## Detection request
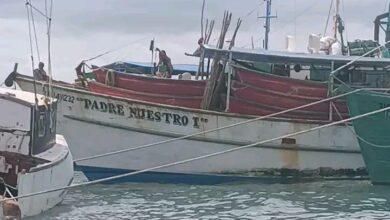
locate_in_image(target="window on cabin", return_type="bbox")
[350,70,364,84]
[38,112,46,137]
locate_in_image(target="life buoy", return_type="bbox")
[105,70,116,87]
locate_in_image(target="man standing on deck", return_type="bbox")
[156,48,173,78]
[33,62,49,81]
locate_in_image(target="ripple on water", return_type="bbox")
[25,174,390,220]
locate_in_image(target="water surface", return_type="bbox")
[27,172,390,219]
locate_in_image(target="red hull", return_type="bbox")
[229,65,349,120]
[234,66,328,98]
[227,96,338,121]
[231,81,349,116]
[93,69,206,96]
[88,81,202,109]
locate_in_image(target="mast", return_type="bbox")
[333,0,346,54]
[386,3,390,43]
[259,0,276,50]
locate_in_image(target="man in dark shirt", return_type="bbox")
[33,62,49,81]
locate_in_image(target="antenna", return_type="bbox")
[258,0,277,50]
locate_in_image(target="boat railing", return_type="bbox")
[327,41,390,96]
[326,41,390,121]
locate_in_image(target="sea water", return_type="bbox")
[27,172,390,220]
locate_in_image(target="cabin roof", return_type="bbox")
[203,45,390,67]
[0,88,53,106]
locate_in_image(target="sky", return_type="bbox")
[0,0,389,82]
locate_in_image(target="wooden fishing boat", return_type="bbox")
[0,88,73,218]
[88,81,202,109]
[347,90,390,185]
[9,73,365,184]
[7,46,390,184]
[93,68,206,96]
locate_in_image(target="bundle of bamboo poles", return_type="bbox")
[201,12,242,110]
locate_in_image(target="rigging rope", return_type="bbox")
[46,0,53,98]
[83,37,150,63]
[25,1,51,20]
[25,0,54,97]
[25,0,39,106]
[323,0,334,36]
[28,0,41,63]
[341,0,349,43]
[44,0,49,27]
[25,0,55,99]
[3,96,390,202]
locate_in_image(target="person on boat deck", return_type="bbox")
[193,37,204,56]
[156,48,173,78]
[33,62,49,81]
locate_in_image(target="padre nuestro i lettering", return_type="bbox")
[83,98,208,128]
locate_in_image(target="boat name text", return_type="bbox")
[83,99,208,128]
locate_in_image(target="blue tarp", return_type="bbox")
[104,61,198,75]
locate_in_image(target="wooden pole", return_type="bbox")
[201,0,206,38]
[225,52,233,112]
[205,19,209,40]
[201,12,232,109]
[206,20,215,44]
[201,14,242,110]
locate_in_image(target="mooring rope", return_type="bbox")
[3,101,390,202]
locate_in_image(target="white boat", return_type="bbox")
[8,74,365,184]
[0,88,73,218]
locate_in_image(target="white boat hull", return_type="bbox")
[17,135,74,217]
[15,77,364,183]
